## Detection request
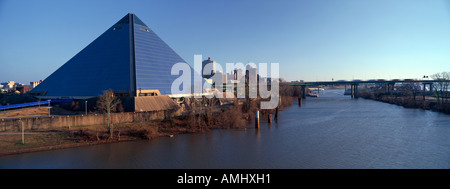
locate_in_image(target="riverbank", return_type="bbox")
[0,99,283,156]
[358,90,450,114]
[0,88,301,157]
[0,116,239,156]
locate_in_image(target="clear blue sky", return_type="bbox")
[1,0,449,83]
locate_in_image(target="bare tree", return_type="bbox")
[186,96,198,129]
[443,72,450,105]
[96,89,121,138]
[402,81,421,106]
[431,72,450,110]
[204,96,218,127]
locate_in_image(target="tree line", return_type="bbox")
[359,71,450,114]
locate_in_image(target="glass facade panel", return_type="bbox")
[33,15,132,97]
[133,19,203,95]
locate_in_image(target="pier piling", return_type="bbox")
[255,111,260,128]
[301,85,306,99]
[275,107,279,120]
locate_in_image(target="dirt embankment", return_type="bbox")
[0,107,51,119]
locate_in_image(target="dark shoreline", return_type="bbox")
[359,94,450,115]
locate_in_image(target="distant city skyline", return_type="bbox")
[1,0,449,84]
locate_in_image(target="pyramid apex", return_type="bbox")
[114,13,147,27]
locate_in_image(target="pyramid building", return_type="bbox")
[31,13,202,99]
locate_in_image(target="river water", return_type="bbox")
[1,89,449,169]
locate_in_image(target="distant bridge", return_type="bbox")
[290,79,444,99]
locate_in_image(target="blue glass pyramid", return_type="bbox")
[32,13,202,98]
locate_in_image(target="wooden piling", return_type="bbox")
[301,85,306,99]
[423,83,426,101]
[298,97,302,106]
[268,114,272,123]
[275,107,279,120]
[255,111,260,128]
[353,84,355,98]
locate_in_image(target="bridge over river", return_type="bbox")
[290,79,443,99]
